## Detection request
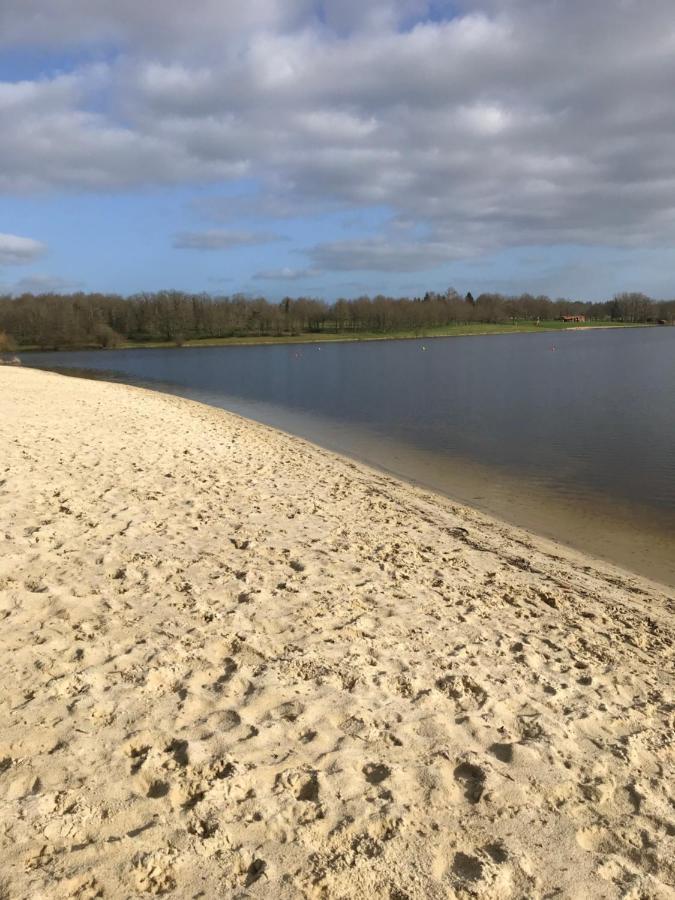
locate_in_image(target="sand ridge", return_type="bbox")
[0,366,673,899]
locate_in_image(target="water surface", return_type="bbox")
[23,328,675,585]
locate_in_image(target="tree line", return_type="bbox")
[0,289,673,350]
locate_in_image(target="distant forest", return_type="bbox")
[0,289,673,350]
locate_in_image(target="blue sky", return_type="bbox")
[2,1,675,300]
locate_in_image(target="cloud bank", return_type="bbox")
[2,1,675,274]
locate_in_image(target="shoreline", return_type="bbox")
[1,367,673,898]
[329,434,675,591]
[20,361,675,589]
[14,321,653,353]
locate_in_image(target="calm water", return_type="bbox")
[23,328,675,585]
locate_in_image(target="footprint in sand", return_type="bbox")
[146,780,170,799]
[488,742,513,763]
[435,674,487,710]
[453,762,486,803]
[276,700,305,722]
[296,773,320,803]
[363,763,391,785]
[484,843,509,864]
[211,658,238,692]
[576,826,620,854]
[245,858,267,886]
[207,709,242,732]
[452,851,484,882]
[128,744,151,775]
[187,815,219,840]
[165,738,189,767]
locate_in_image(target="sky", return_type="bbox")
[1,0,675,300]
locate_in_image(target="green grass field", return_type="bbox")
[118,320,641,350]
[16,319,648,352]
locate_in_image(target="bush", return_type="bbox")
[0,330,16,352]
[94,324,124,348]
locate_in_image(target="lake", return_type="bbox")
[22,327,675,586]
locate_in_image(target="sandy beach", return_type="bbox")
[1,366,673,899]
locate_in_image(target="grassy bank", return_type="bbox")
[14,319,650,352]
[119,319,645,350]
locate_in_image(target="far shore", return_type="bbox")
[1,366,673,899]
[14,319,658,353]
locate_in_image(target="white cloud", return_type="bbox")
[173,229,285,250]
[253,266,320,280]
[0,0,313,51]
[307,238,462,272]
[0,232,47,264]
[2,1,675,268]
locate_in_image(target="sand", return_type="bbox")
[0,366,673,900]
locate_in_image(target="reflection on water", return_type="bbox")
[23,327,675,586]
